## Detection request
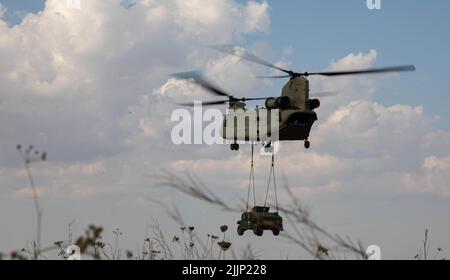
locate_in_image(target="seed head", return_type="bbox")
[220,225,228,233]
[217,241,232,251]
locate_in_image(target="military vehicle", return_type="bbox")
[174,45,415,151]
[237,206,283,236]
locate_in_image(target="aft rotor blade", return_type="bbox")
[306,65,416,77]
[178,100,229,107]
[210,45,292,75]
[172,71,233,98]
[255,75,292,79]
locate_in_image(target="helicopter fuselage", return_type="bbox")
[220,76,318,143]
[175,45,415,151]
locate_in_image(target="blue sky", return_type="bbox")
[266,0,450,129]
[2,0,449,128]
[0,0,45,25]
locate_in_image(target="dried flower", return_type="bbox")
[95,241,105,248]
[217,241,232,251]
[126,251,134,259]
[220,225,228,233]
[113,229,123,235]
[317,245,329,256]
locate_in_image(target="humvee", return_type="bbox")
[237,206,283,236]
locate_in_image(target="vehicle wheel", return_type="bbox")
[272,229,280,236]
[235,144,240,151]
[237,226,244,236]
[230,144,235,151]
[253,227,263,236]
[304,140,310,149]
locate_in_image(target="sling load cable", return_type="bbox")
[264,152,279,212]
[246,144,257,211]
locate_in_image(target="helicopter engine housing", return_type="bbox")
[308,99,320,110]
[265,97,277,109]
[275,96,291,109]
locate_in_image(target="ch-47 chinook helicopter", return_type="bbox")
[174,45,415,151]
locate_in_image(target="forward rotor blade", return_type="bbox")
[241,97,272,101]
[172,71,233,98]
[178,97,272,107]
[210,45,292,75]
[307,65,416,77]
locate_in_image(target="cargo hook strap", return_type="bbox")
[264,153,279,212]
[246,144,257,211]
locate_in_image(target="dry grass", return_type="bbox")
[414,229,445,260]
[155,170,368,260]
[0,146,446,260]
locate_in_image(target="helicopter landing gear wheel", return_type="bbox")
[230,143,240,151]
[304,140,310,149]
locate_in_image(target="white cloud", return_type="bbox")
[243,1,270,34]
[306,50,383,120]
[421,130,450,155]
[155,49,450,200]
[0,0,271,166]
[402,155,450,197]
[314,100,433,158]
[421,155,450,196]
[174,0,269,41]
[423,155,450,171]
[329,49,378,71]
[0,3,6,19]
[3,15,448,200]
